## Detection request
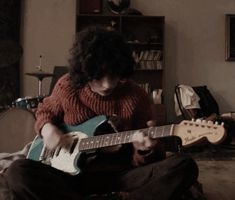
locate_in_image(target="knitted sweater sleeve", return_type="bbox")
[34,74,69,134]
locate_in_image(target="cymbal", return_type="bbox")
[25,71,53,80]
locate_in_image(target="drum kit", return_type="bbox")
[0,55,53,113]
[0,69,53,145]
[0,60,53,113]
[13,70,53,111]
[0,56,53,152]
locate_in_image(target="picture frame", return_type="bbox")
[225,14,235,61]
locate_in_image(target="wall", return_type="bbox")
[131,0,235,121]
[21,0,235,122]
[20,0,76,97]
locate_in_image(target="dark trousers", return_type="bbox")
[5,154,198,200]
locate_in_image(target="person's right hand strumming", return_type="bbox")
[41,123,73,150]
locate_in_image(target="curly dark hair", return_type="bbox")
[68,26,135,88]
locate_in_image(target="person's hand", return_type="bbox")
[132,120,158,152]
[41,123,73,150]
[132,120,166,166]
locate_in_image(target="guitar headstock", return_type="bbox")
[174,119,226,147]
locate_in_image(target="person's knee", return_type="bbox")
[164,154,198,181]
[178,155,199,182]
[5,159,33,188]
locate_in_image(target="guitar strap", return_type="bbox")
[107,114,122,133]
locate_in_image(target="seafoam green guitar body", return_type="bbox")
[27,115,107,174]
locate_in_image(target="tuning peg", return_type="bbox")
[196,119,202,123]
[191,118,195,122]
[207,120,213,125]
[215,121,218,125]
[221,122,224,126]
[202,120,207,123]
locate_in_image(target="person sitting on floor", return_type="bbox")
[4,26,198,200]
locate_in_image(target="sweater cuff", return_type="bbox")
[34,119,53,136]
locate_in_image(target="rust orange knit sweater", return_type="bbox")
[35,73,153,134]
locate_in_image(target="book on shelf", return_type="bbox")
[138,83,151,94]
[132,50,162,70]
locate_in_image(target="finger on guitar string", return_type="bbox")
[132,130,159,151]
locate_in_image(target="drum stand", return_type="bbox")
[25,56,53,96]
[25,70,53,96]
[14,56,53,111]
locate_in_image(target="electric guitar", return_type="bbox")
[27,115,226,175]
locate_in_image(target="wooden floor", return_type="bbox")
[197,160,235,200]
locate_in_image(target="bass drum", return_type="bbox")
[13,96,44,110]
[0,108,36,153]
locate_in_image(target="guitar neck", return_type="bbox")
[79,124,174,151]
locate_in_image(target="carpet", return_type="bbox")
[183,144,235,161]
[197,160,235,200]
[186,144,235,200]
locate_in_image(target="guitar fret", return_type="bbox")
[102,136,106,147]
[103,135,109,147]
[89,137,97,149]
[110,133,115,146]
[124,132,128,143]
[164,125,172,137]
[88,138,94,149]
[117,134,122,144]
[96,135,102,148]
[82,139,90,150]
[85,139,89,149]
[100,135,106,148]
[116,133,122,144]
[102,135,106,147]
[120,132,125,144]
[161,126,165,137]
[81,140,85,149]
[125,132,131,143]
[113,134,117,145]
[88,138,92,149]
[94,137,100,148]
[150,125,172,139]
[84,138,88,149]
[154,126,160,138]
[148,127,155,138]
[90,139,95,149]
